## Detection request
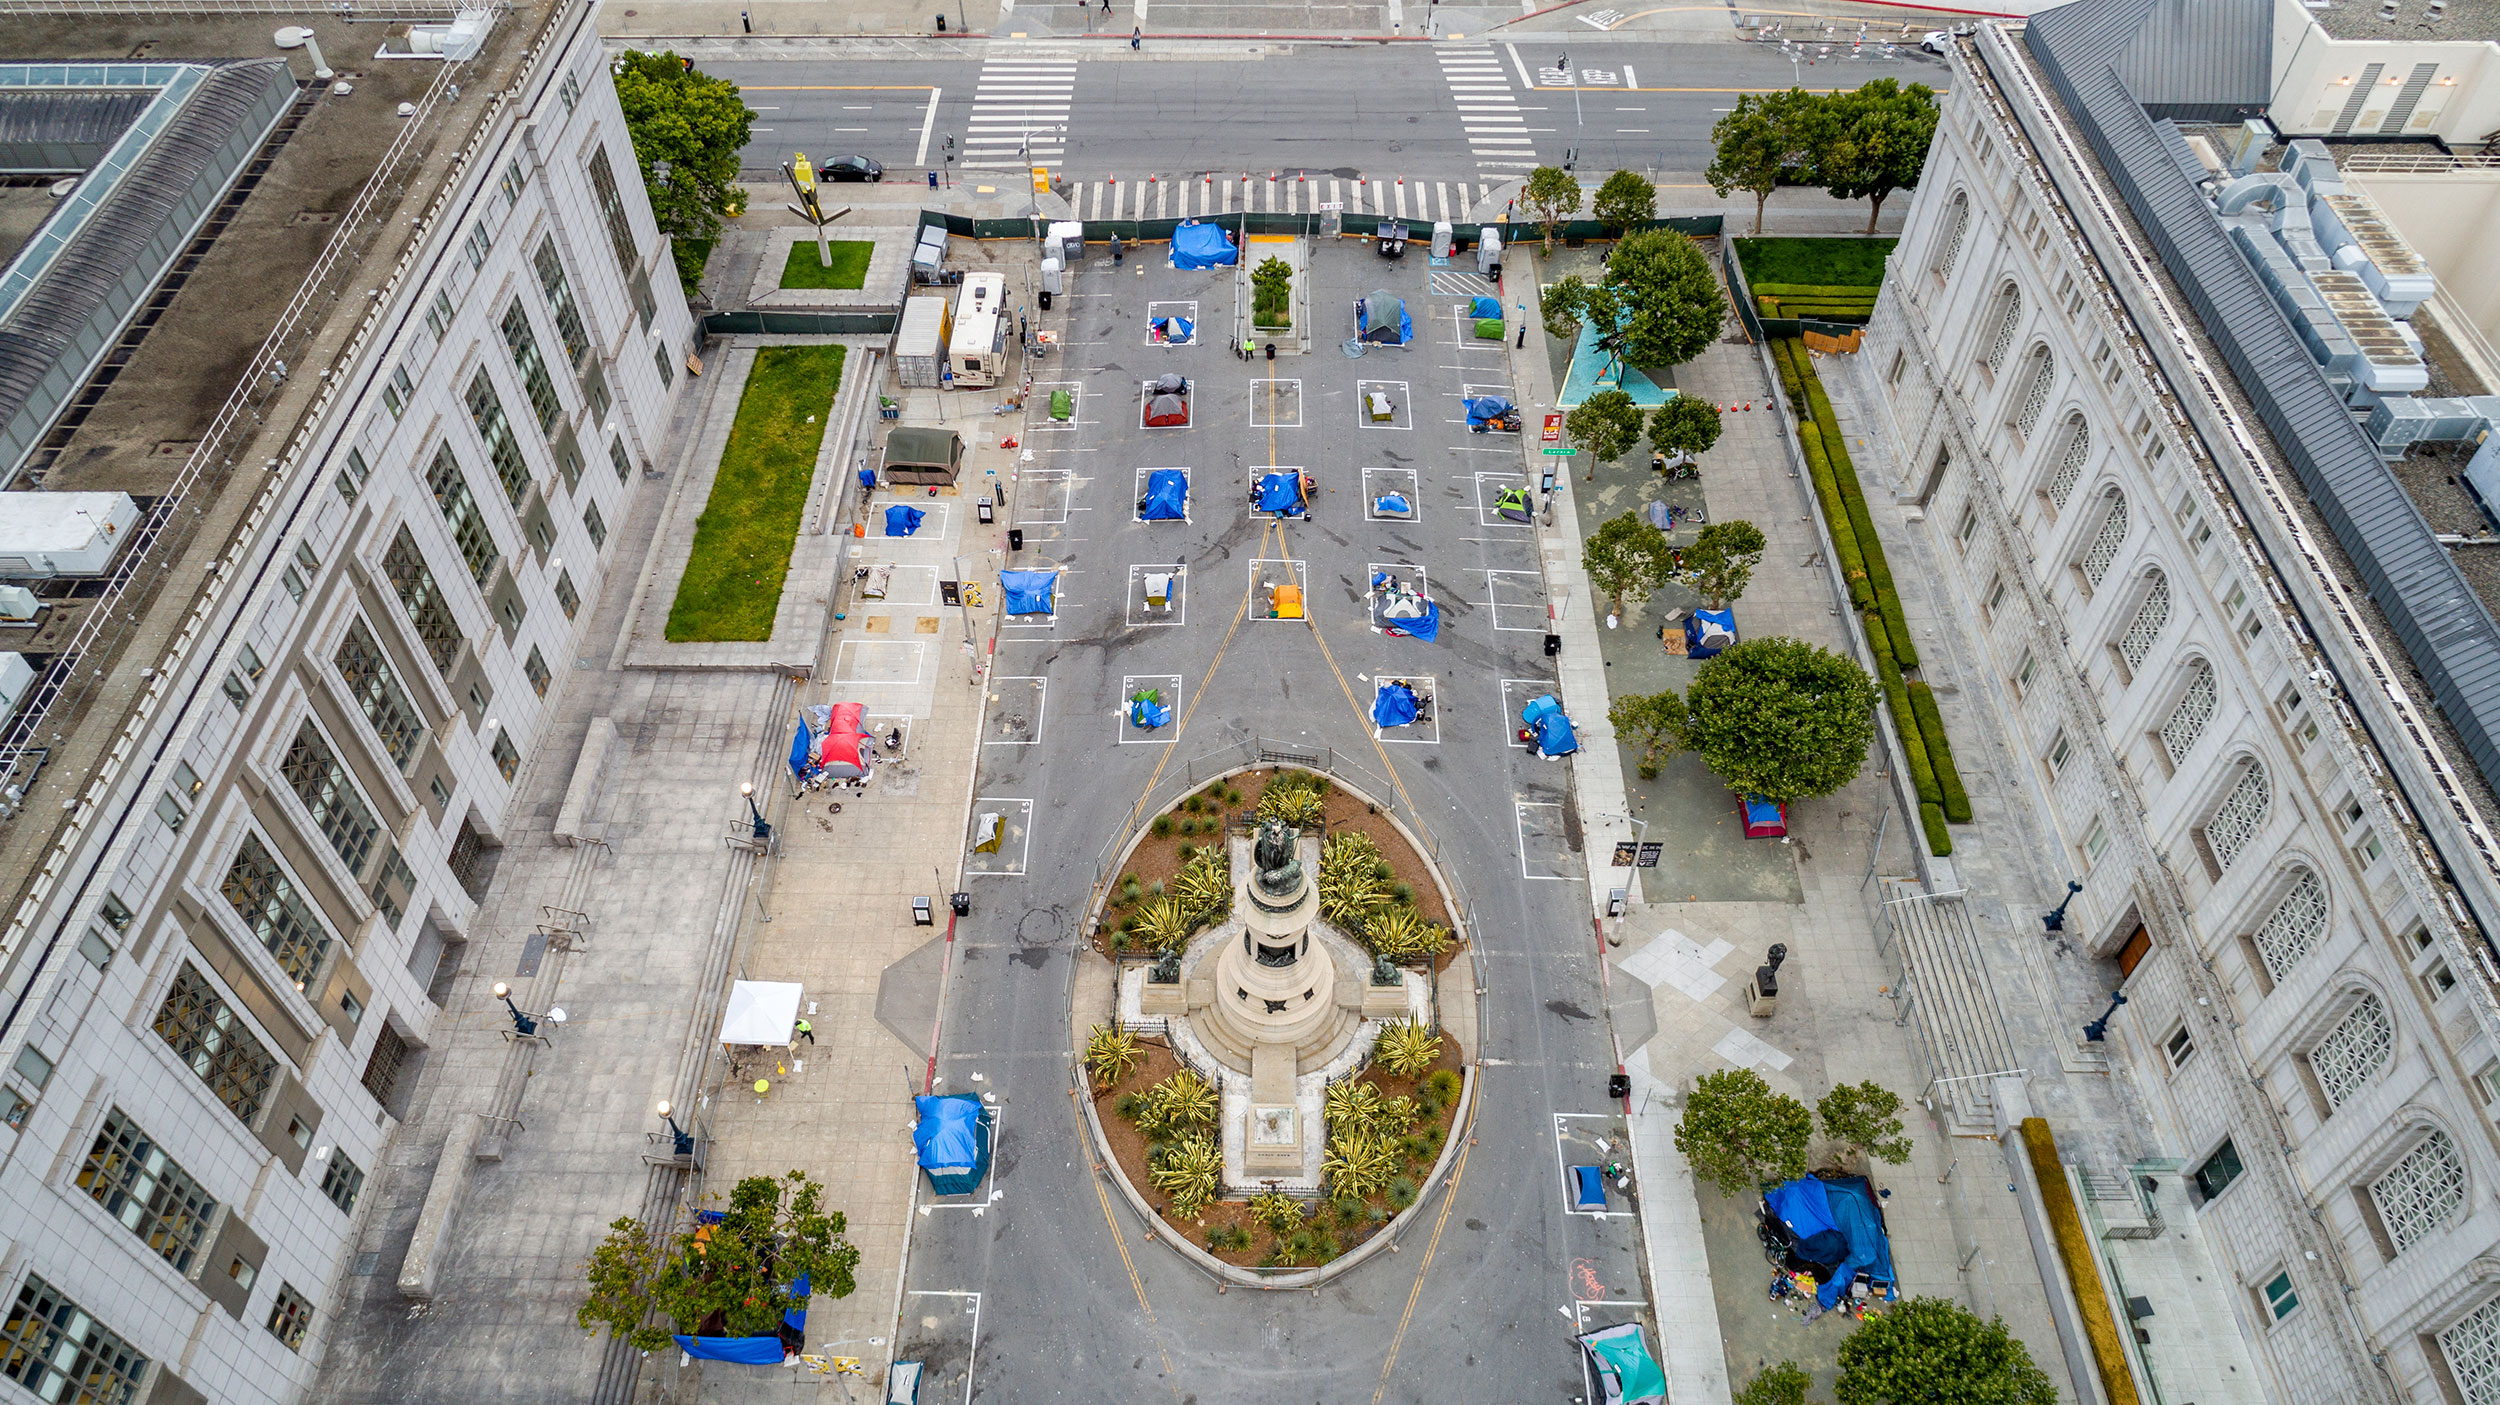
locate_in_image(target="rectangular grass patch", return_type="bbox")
[1732,236,1896,290]
[665,344,846,641]
[779,240,875,290]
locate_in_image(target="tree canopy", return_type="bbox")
[579,1171,861,1353]
[1592,169,1658,237]
[1682,637,1878,801]
[1604,229,1727,369]
[1706,88,1818,235]
[1685,518,1767,608]
[1835,1297,2058,1405]
[1814,79,1942,234]
[1818,1081,1913,1166]
[1608,689,1687,780]
[1675,1067,1813,1197]
[1523,166,1584,252]
[1581,506,1678,617]
[615,51,753,291]
[1648,396,1724,461]
[1567,389,1646,482]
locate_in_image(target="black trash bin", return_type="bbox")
[1008,528,1024,552]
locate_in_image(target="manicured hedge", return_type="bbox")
[1871,613,1942,807]
[1908,681,1972,822]
[2021,1119,2144,1405]
[1920,802,1953,857]
[1751,282,1884,299]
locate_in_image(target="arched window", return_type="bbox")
[2045,415,2091,510]
[2248,867,2327,979]
[1933,190,1971,283]
[2079,490,2129,587]
[2373,1129,2467,1253]
[2310,991,2392,1108]
[2014,347,2057,437]
[1985,285,2023,371]
[2204,761,2271,871]
[2438,1296,2500,1405]
[2117,572,2170,671]
[2161,660,2218,764]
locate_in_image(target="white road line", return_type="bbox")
[1624,63,1637,88]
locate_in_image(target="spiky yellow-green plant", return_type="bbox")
[1323,1129,1399,1200]
[1085,1025,1141,1088]
[1256,771,1327,826]
[1171,848,1231,925]
[1365,905,1451,959]
[1325,1079,1395,1138]
[1133,897,1192,953]
[1374,1019,1442,1078]
[1320,829,1381,877]
[1248,1189,1304,1239]
[1141,1069,1218,1140]
[1151,1135,1222,1218]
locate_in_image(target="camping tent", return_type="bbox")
[1465,395,1519,432]
[1470,295,1502,320]
[1141,470,1188,520]
[1145,393,1188,428]
[1521,693,1579,757]
[1576,1324,1666,1405]
[913,1094,993,1195]
[1256,472,1304,516]
[1357,291,1412,345]
[1372,491,1414,519]
[1572,1164,1608,1211]
[884,426,962,486]
[787,723,818,783]
[884,504,925,537]
[718,981,802,1048]
[1684,608,1737,659]
[1170,220,1238,269]
[1373,571,1440,641]
[1371,680,1422,729]
[1740,794,1789,839]
[1000,570,1058,616]
[1128,689,1170,730]
[1763,1174,1897,1310]
[1153,372,1187,395]
[1493,484,1533,523]
[820,731,873,779]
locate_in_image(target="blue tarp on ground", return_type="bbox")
[787,723,816,781]
[884,504,925,537]
[1373,493,1411,516]
[857,468,877,494]
[1470,295,1501,319]
[1129,695,1170,729]
[1371,681,1421,729]
[1521,693,1578,756]
[1000,570,1057,616]
[1170,220,1237,269]
[1142,469,1188,520]
[1373,572,1440,641]
[674,1334,787,1365]
[914,1094,992,1196]
[1465,395,1517,430]
[1358,291,1412,345]
[1572,1164,1607,1210]
[1257,472,1303,516]
[1685,607,1737,659]
[1766,1175,1897,1310]
[1385,599,1439,641]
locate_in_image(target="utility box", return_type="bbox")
[894,295,951,388]
[1431,220,1454,258]
[1046,220,1085,266]
[0,492,139,578]
[0,652,34,721]
[0,585,35,622]
[910,225,947,281]
[1477,228,1503,277]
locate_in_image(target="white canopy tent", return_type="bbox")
[718,980,804,1047]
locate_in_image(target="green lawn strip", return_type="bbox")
[1733,237,1895,290]
[664,344,845,642]
[778,240,875,290]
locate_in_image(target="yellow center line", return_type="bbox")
[1371,1136,1475,1402]
[1080,1099,1185,1400]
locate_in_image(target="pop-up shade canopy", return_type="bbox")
[719,981,803,1046]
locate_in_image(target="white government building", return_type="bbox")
[0,3,689,1400]
[1870,0,2500,1401]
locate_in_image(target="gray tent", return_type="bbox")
[884,426,962,486]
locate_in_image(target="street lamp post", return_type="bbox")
[1559,52,1582,166]
[2041,879,2083,932]
[655,1100,695,1158]
[740,781,772,843]
[2082,990,2129,1042]
[491,981,538,1037]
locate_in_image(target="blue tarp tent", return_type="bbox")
[1572,1164,1607,1211]
[1521,693,1579,757]
[1464,395,1517,431]
[1129,694,1170,729]
[1371,681,1421,729]
[857,468,877,495]
[1141,469,1188,521]
[1357,291,1412,345]
[1765,1175,1897,1310]
[1741,794,1789,839]
[1256,472,1304,516]
[674,1334,787,1365]
[1373,571,1440,641]
[1684,607,1737,659]
[914,1094,992,1195]
[1170,221,1237,269]
[1577,1324,1667,1405]
[884,504,924,537]
[1000,570,1057,616]
[787,723,817,782]
[1470,295,1502,319]
[1373,492,1412,517]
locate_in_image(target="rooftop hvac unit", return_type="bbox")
[0,491,139,578]
[0,586,34,623]
[0,654,32,722]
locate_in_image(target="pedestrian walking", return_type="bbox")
[1131,25,1142,48]
[794,1018,815,1045]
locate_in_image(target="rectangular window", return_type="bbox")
[532,237,589,368]
[492,729,521,783]
[361,1023,408,1109]
[1887,350,1906,386]
[281,564,307,602]
[2277,683,2305,719]
[2474,1061,2500,1107]
[2424,959,2457,1000]
[0,1276,148,1405]
[12,1047,50,1094]
[463,219,493,271]
[2016,651,2037,693]
[337,446,370,505]
[426,288,455,341]
[2164,1025,2194,1070]
[223,832,338,988]
[2192,1137,2243,1201]
[2084,817,2110,865]
[369,843,415,931]
[321,1150,367,1214]
[558,71,582,113]
[382,364,413,420]
[583,500,607,550]
[78,929,112,970]
[654,342,675,387]
[466,371,532,509]
[1985,576,2007,613]
[2262,1271,2300,1322]
[154,964,278,1126]
[155,793,186,832]
[2356,829,2384,865]
[425,442,500,587]
[587,146,641,279]
[335,618,425,767]
[2224,582,2247,616]
[630,269,657,332]
[0,1089,26,1132]
[77,1108,217,1273]
[609,435,631,484]
[2047,733,2073,775]
[555,425,585,492]
[281,721,379,875]
[587,364,613,425]
[555,569,579,620]
[524,646,551,698]
[501,301,563,434]
[268,1283,313,1352]
[1955,506,1978,546]
[429,776,452,809]
[386,526,465,677]
[500,157,529,209]
[100,894,131,932]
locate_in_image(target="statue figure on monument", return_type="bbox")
[1253,819,1303,899]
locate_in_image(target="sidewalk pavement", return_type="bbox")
[598,0,1976,41]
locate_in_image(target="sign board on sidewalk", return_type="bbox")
[1542,412,1571,455]
[1637,842,1663,868]
[1611,842,1637,867]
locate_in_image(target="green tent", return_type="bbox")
[1577,1324,1665,1405]
[1050,388,1072,421]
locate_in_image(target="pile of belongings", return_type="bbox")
[1139,468,1188,521]
[1371,486,1415,519]
[1256,471,1307,518]
[1371,678,1429,729]
[1000,570,1058,616]
[1470,295,1504,340]
[1170,220,1237,270]
[1127,686,1171,730]
[1520,693,1578,756]
[884,504,925,537]
[1464,394,1521,433]
[1372,570,1440,641]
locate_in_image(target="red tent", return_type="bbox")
[820,732,873,779]
[828,702,865,735]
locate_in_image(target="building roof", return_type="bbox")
[2307,0,2500,43]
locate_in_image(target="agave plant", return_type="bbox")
[1085,1025,1141,1089]
[1323,1128,1400,1200]
[1151,1135,1223,1218]
[1326,1080,1388,1136]
[1133,897,1193,953]
[1374,1019,1443,1078]
[1171,849,1232,925]
[1248,1189,1304,1239]
[1375,1095,1418,1137]
[1320,829,1381,875]
[1256,772,1327,827]
[1141,1069,1218,1139]
[1365,906,1452,960]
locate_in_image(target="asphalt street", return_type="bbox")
[889,239,1647,1401]
[708,40,1943,185]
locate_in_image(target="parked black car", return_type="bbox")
[822,154,883,182]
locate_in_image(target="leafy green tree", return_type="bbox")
[1522,165,1584,252]
[1818,1081,1913,1166]
[1685,519,1767,608]
[1608,689,1687,780]
[1581,506,1678,617]
[615,51,755,293]
[1706,88,1818,235]
[1592,169,1658,237]
[1603,228,1728,369]
[1682,637,1878,801]
[1736,1361,1812,1405]
[1814,79,1942,235]
[1649,396,1724,462]
[579,1171,861,1352]
[1674,1067,1813,1197]
[1835,1297,2057,1405]
[1567,388,1645,483]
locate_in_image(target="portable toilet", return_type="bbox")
[1039,256,1062,308]
[1478,228,1503,277]
[1431,220,1454,259]
[1047,220,1085,266]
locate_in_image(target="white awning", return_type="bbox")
[718,980,803,1046]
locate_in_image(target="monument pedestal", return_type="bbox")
[1243,1041,1303,1175]
[1201,833,1355,1073]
